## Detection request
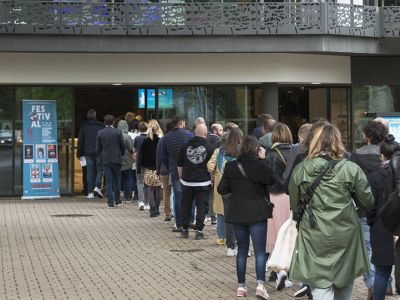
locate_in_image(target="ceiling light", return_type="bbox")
[112,83,123,86]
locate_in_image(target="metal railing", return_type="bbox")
[0,1,399,37]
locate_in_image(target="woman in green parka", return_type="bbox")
[289,124,374,300]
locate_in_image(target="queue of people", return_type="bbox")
[77,110,400,300]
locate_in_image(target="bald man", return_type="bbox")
[177,123,214,240]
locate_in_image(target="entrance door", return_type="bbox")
[279,86,350,148]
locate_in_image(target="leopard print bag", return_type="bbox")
[144,168,162,187]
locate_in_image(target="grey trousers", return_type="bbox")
[311,281,354,300]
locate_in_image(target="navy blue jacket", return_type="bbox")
[96,126,125,166]
[77,118,105,157]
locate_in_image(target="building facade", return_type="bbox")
[0,0,400,196]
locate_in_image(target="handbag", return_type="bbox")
[144,168,162,187]
[268,217,298,272]
[236,161,274,219]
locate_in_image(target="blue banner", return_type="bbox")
[22,100,60,199]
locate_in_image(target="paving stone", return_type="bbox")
[0,198,398,300]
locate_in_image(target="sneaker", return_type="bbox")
[181,229,189,238]
[124,198,132,203]
[86,192,94,199]
[172,226,183,233]
[227,248,237,257]
[138,201,144,211]
[211,220,217,225]
[294,283,308,297]
[236,286,247,297]
[189,223,196,230]
[217,239,226,246]
[268,271,277,282]
[164,217,172,222]
[247,251,251,257]
[256,286,269,300]
[93,187,103,199]
[107,204,115,208]
[285,280,293,288]
[115,202,122,207]
[144,204,150,210]
[194,231,204,240]
[276,270,288,291]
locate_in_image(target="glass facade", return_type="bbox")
[353,85,400,148]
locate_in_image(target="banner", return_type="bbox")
[22,100,60,199]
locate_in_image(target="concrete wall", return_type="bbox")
[0,53,351,85]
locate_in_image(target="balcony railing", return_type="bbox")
[0,1,399,37]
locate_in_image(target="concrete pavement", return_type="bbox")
[0,197,398,300]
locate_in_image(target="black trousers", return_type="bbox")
[181,185,211,232]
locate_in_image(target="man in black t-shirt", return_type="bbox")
[177,124,213,240]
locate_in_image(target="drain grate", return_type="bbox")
[169,249,203,253]
[51,214,93,218]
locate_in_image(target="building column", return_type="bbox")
[261,83,279,120]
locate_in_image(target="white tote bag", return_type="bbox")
[268,218,298,272]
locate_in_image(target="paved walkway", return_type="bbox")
[0,198,398,300]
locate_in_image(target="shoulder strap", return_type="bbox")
[236,161,268,199]
[274,148,287,166]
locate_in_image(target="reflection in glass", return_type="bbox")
[353,85,400,148]
[0,87,14,195]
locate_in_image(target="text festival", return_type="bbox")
[30,105,51,128]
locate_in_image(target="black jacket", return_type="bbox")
[77,119,105,157]
[96,126,125,166]
[138,135,159,172]
[370,165,395,266]
[217,155,275,224]
[266,143,291,194]
[350,146,381,219]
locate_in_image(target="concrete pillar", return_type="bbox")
[261,83,279,120]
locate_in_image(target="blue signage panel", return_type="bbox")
[22,100,60,199]
[147,89,156,109]
[382,116,400,143]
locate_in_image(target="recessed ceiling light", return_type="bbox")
[311,82,321,85]
[112,83,123,86]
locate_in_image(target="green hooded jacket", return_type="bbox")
[289,157,374,289]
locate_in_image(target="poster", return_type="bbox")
[22,100,60,199]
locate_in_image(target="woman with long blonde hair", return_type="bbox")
[137,120,164,217]
[289,124,373,300]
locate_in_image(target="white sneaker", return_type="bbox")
[256,285,269,299]
[93,187,103,199]
[86,192,94,199]
[138,201,144,210]
[144,204,150,210]
[285,279,293,288]
[227,248,237,257]
[276,270,288,291]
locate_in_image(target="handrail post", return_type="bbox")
[320,0,328,34]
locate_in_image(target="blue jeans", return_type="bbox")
[103,164,122,206]
[171,177,183,228]
[234,222,267,284]
[360,217,375,289]
[374,265,392,300]
[217,214,236,249]
[86,156,103,193]
[217,214,226,239]
[121,169,133,200]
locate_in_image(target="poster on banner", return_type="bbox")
[22,100,60,199]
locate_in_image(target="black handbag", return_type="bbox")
[236,161,274,219]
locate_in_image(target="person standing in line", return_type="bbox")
[96,115,125,208]
[289,124,373,300]
[161,116,194,232]
[134,122,149,211]
[77,109,105,199]
[128,120,139,201]
[253,114,273,140]
[349,120,389,299]
[369,134,398,300]
[138,120,163,218]
[265,122,293,290]
[156,120,174,222]
[208,128,243,256]
[117,120,135,203]
[218,136,274,299]
[259,115,276,149]
[178,124,214,240]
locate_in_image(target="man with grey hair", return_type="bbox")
[177,123,214,240]
[77,109,105,199]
